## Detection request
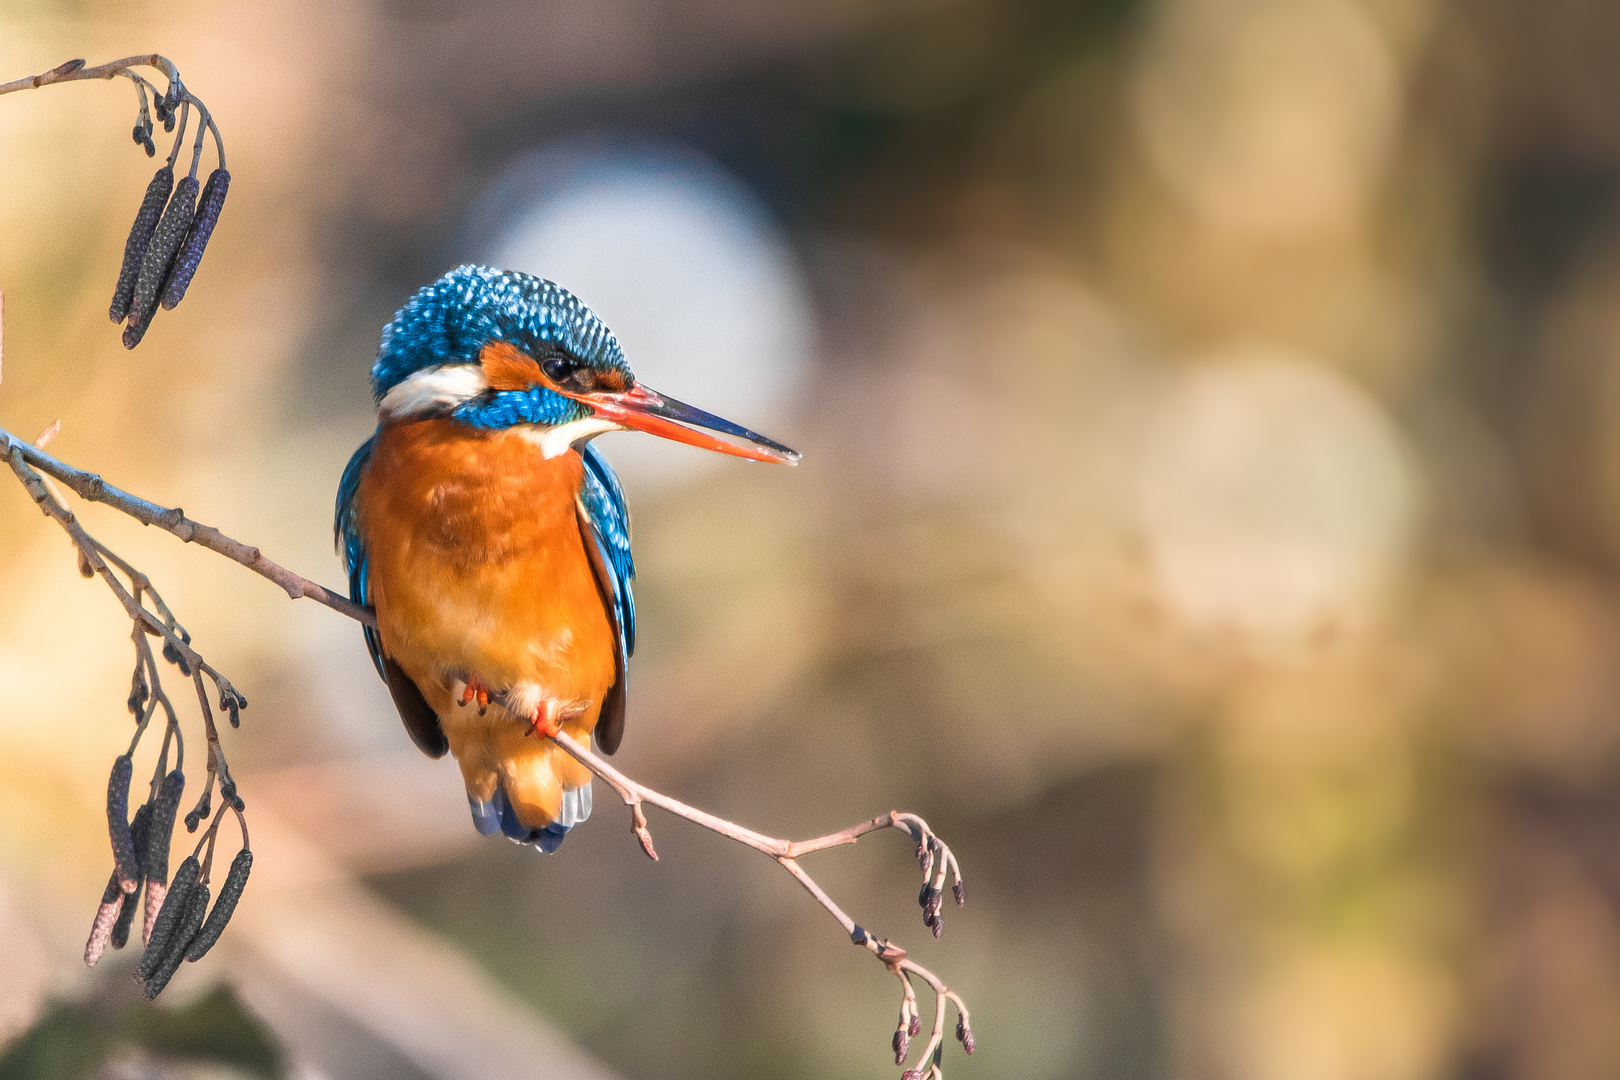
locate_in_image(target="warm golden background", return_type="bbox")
[4,0,1620,1078]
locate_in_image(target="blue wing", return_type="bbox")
[577,442,635,753]
[335,434,385,680]
[336,433,447,758]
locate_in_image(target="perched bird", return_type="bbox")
[336,265,798,851]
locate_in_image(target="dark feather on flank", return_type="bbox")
[384,653,448,758]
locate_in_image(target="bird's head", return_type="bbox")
[370,265,799,464]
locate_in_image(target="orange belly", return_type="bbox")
[354,418,615,826]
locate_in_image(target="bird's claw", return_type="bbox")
[459,675,491,714]
[523,699,587,739]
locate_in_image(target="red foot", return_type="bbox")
[459,675,491,713]
[523,700,587,739]
[524,703,563,739]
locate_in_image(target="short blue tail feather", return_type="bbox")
[468,782,591,853]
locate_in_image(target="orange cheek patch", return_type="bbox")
[480,339,544,391]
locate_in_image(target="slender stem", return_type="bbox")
[0,428,373,626]
[0,56,175,97]
[0,56,226,172]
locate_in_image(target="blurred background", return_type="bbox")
[3,0,1620,1077]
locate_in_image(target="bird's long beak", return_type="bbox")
[587,382,800,465]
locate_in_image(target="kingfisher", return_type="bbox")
[335,265,798,852]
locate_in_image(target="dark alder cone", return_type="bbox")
[142,770,182,944]
[110,874,140,948]
[160,169,229,310]
[123,175,199,348]
[138,855,198,982]
[143,882,208,999]
[107,755,140,891]
[184,848,251,962]
[109,166,173,323]
[111,801,154,951]
[144,770,184,888]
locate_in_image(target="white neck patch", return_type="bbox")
[378,364,489,421]
[515,416,622,459]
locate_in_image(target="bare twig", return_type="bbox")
[0,430,373,626]
[0,56,225,169]
[547,730,971,1074]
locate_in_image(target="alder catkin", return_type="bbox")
[137,855,197,982]
[160,169,229,310]
[111,803,153,949]
[142,772,184,941]
[122,175,198,349]
[83,875,123,967]
[109,166,173,323]
[107,755,140,891]
[142,882,208,999]
[110,878,139,948]
[184,848,251,962]
[144,770,184,890]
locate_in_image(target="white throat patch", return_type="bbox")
[378,364,489,421]
[517,416,622,459]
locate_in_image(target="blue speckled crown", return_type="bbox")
[371,265,628,401]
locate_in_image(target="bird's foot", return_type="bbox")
[459,674,491,714]
[523,699,588,739]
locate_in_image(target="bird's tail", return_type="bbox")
[454,708,597,852]
[470,781,591,852]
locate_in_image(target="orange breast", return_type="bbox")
[354,418,615,819]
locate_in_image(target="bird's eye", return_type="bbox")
[541,357,579,383]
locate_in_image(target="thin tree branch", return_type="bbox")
[0,56,225,169]
[0,428,373,626]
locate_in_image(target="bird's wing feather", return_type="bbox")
[576,442,635,754]
[337,433,448,758]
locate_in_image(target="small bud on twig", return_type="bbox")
[109,166,173,323]
[956,1015,974,1054]
[185,786,210,833]
[893,1025,911,1064]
